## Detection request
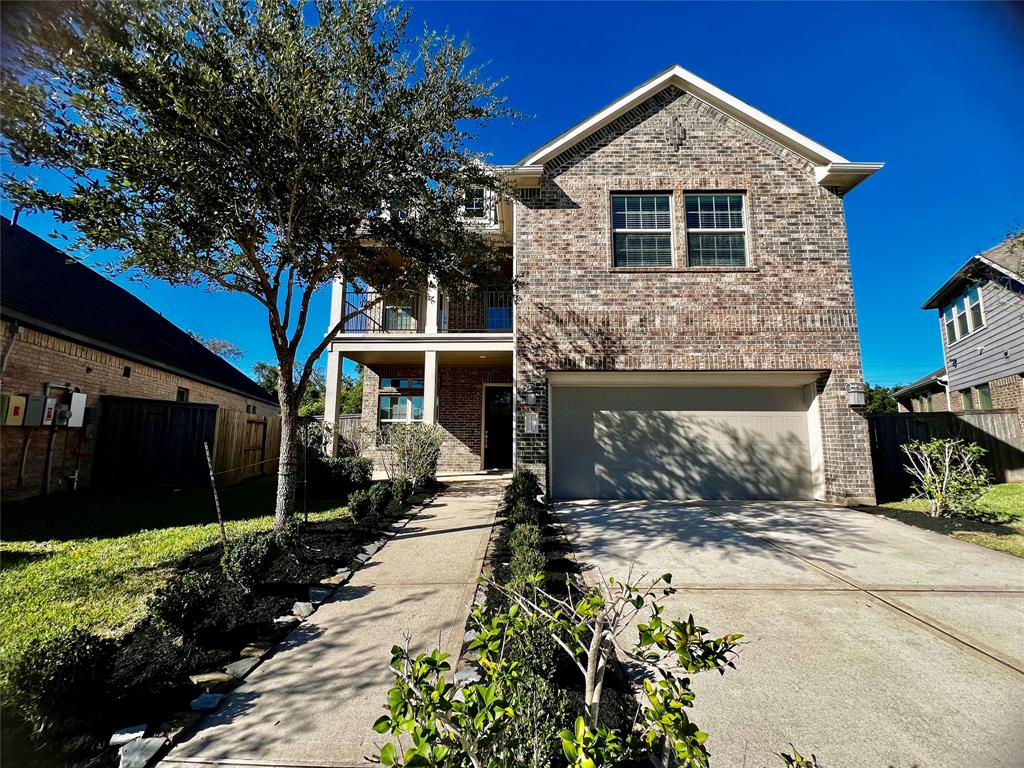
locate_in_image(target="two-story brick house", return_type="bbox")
[325,65,883,505]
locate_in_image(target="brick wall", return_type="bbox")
[359,363,512,474]
[948,374,1024,433]
[1,321,273,499]
[514,85,876,505]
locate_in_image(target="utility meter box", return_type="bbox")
[2,394,27,426]
[23,394,46,427]
[66,392,87,428]
[42,398,57,426]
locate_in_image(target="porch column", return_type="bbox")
[424,275,439,334]
[324,348,345,456]
[423,349,438,424]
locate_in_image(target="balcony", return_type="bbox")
[342,285,512,335]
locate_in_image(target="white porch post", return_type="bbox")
[423,349,438,424]
[323,275,346,456]
[424,275,439,334]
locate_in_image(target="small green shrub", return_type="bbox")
[509,523,544,590]
[221,531,277,591]
[7,628,116,731]
[307,455,373,497]
[504,468,542,506]
[348,488,372,518]
[509,497,542,527]
[392,477,413,506]
[148,571,217,636]
[902,438,991,516]
[368,482,393,518]
[377,423,444,487]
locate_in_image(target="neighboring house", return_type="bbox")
[324,65,883,504]
[1,217,278,500]
[894,367,949,413]
[919,234,1024,427]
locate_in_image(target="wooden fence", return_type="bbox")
[868,410,1024,501]
[213,409,282,486]
[336,414,362,442]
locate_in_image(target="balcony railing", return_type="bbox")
[439,290,512,332]
[341,286,512,334]
[343,287,421,333]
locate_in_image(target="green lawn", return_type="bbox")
[0,477,348,683]
[878,483,1024,558]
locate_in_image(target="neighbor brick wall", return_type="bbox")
[360,363,512,474]
[514,85,875,504]
[948,374,1024,432]
[1,321,272,500]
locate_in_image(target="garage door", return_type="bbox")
[550,384,817,500]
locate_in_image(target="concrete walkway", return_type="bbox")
[162,479,503,768]
[560,499,1024,768]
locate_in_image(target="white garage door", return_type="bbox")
[550,383,818,500]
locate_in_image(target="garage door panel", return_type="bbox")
[552,385,815,500]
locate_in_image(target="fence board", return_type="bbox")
[213,410,282,486]
[868,411,1024,501]
[336,415,362,442]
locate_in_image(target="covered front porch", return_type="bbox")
[327,347,514,474]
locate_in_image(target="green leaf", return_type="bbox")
[379,743,396,766]
[372,715,391,734]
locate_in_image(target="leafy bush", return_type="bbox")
[377,423,444,487]
[348,488,372,518]
[902,438,991,516]
[307,455,373,497]
[368,482,394,518]
[509,497,542,527]
[509,523,544,590]
[392,477,413,506]
[148,571,217,636]
[7,628,116,731]
[221,531,278,591]
[504,468,542,508]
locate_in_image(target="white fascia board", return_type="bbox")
[922,254,1024,309]
[815,162,885,194]
[517,64,851,168]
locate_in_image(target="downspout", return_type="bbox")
[2,321,23,372]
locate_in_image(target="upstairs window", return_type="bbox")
[685,193,747,267]
[942,285,984,343]
[464,187,486,218]
[611,193,673,267]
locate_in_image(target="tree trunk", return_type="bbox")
[274,380,300,532]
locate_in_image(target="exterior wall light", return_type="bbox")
[845,382,866,407]
[524,392,537,406]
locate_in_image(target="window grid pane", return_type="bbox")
[977,384,992,410]
[687,233,746,267]
[613,233,672,267]
[685,194,744,229]
[611,194,671,230]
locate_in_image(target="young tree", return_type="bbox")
[865,383,899,414]
[2,0,512,530]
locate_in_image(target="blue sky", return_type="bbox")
[3,1,1022,387]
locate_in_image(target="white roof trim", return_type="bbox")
[514,65,882,193]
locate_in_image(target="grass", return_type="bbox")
[877,483,1024,558]
[0,476,348,683]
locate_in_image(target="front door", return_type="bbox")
[483,386,513,469]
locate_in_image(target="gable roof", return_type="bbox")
[894,367,947,398]
[0,217,276,405]
[510,64,883,193]
[922,234,1024,309]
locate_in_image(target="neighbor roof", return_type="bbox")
[0,217,276,405]
[922,234,1024,309]
[510,64,883,193]
[894,367,947,398]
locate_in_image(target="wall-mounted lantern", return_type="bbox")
[845,382,866,407]
[524,391,537,406]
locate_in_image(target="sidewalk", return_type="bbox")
[162,479,504,768]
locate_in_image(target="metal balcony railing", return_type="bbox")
[439,290,512,333]
[343,287,420,333]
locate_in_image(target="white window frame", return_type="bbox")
[684,192,749,267]
[377,378,425,426]
[610,192,675,268]
[942,283,985,344]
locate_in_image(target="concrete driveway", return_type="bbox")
[559,500,1024,768]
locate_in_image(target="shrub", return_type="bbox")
[377,423,444,487]
[505,468,542,507]
[367,481,393,518]
[221,531,277,591]
[902,438,991,516]
[348,488,372,518]
[7,628,116,731]
[392,476,413,506]
[509,497,542,527]
[306,455,373,497]
[148,571,217,636]
[509,523,544,590]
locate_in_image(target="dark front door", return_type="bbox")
[483,386,513,469]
